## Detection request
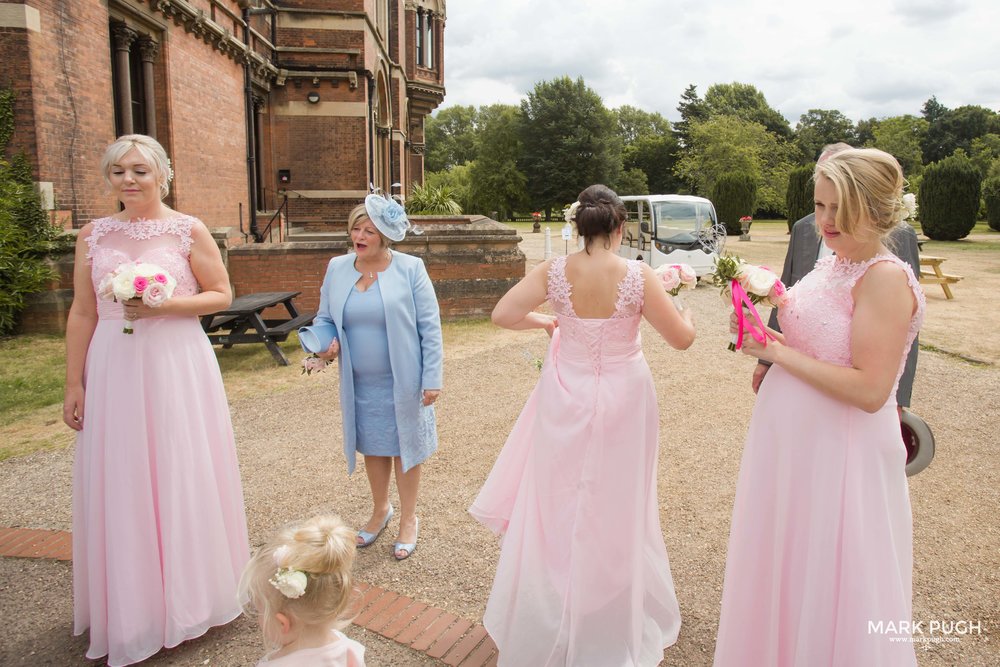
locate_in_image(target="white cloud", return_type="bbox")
[440,0,1000,124]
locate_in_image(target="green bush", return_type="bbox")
[918,153,982,240]
[0,88,72,335]
[784,164,814,232]
[406,182,462,215]
[712,172,757,235]
[984,176,1000,232]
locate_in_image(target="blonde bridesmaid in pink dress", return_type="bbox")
[63,135,249,666]
[470,184,696,666]
[715,149,924,666]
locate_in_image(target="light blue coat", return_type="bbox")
[300,250,443,473]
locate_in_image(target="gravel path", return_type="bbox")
[1,227,997,665]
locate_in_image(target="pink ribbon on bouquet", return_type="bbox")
[731,279,776,349]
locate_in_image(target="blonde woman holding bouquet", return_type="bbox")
[471,184,695,666]
[63,135,249,666]
[714,148,924,666]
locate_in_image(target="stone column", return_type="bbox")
[111,21,138,135]
[138,36,159,138]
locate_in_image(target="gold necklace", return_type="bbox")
[359,251,389,280]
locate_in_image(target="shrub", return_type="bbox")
[712,172,757,235]
[984,176,1000,232]
[918,153,982,240]
[784,164,814,232]
[0,88,72,335]
[405,182,462,215]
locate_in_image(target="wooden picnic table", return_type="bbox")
[200,291,315,365]
[918,255,962,300]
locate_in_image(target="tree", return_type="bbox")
[624,133,682,194]
[612,106,679,194]
[703,82,792,138]
[794,109,856,163]
[677,115,795,216]
[613,105,671,145]
[921,96,948,125]
[785,164,815,231]
[871,115,929,177]
[713,173,757,235]
[468,104,528,220]
[969,133,1000,177]
[615,167,649,196]
[673,84,708,150]
[918,152,982,241]
[855,117,879,147]
[922,104,1000,164]
[519,77,622,214]
[423,105,479,172]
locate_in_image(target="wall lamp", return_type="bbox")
[307,91,320,104]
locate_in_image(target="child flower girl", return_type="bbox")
[240,515,366,666]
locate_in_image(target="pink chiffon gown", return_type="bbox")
[470,256,681,666]
[714,255,925,666]
[73,216,250,666]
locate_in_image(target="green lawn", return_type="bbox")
[0,334,66,427]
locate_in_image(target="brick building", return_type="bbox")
[0,0,447,233]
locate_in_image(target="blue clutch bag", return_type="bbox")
[298,323,338,354]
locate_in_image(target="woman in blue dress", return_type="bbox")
[300,195,443,560]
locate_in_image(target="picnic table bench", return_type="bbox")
[918,255,962,300]
[201,291,315,365]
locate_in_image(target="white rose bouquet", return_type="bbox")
[97,261,177,334]
[710,254,787,351]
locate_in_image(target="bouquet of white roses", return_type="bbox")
[710,254,787,351]
[97,262,177,334]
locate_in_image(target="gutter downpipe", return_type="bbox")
[367,74,375,190]
[241,4,260,241]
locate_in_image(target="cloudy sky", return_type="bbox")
[441,0,1000,126]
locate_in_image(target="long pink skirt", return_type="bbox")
[73,316,250,667]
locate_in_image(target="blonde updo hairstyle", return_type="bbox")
[814,147,906,242]
[239,515,357,648]
[100,134,173,199]
[574,184,627,254]
[347,203,391,248]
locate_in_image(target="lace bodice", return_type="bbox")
[778,254,925,384]
[547,255,644,320]
[546,256,645,371]
[86,215,201,320]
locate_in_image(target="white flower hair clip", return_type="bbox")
[896,192,917,223]
[270,567,308,599]
[563,201,581,223]
[269,545,307,598]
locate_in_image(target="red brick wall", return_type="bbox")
[0,1,250,228]
[163,25,248,229]
[7,1,117,226]
[227,220,526,319]
[0,25,37,164]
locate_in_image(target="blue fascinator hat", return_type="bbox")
[364,193,411,242]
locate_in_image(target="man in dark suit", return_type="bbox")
[752,144,921,413]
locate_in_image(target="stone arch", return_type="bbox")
[373,66,392,193]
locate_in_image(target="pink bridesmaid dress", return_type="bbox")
[73,216,250,666]
[470,256,681,666]
[714,255,925,666]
